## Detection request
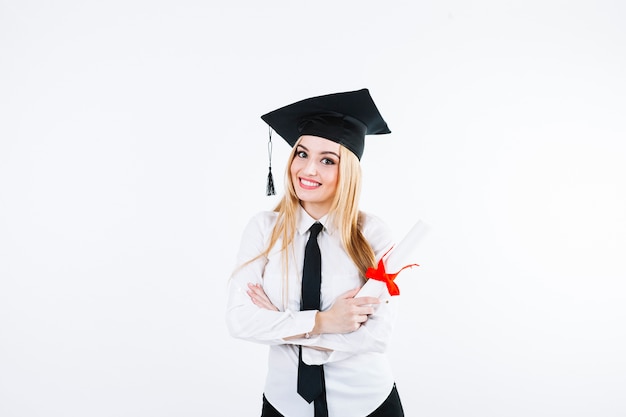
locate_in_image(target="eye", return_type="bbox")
[296,150,307,159]
[321,158,336,165]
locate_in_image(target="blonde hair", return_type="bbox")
[258,138,376,279]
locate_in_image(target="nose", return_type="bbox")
[304,159,317,176]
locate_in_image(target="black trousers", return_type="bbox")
[261,384,404,417]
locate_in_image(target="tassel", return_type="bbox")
[266,166,276,196]
[266,127,276,196]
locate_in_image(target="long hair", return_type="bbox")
[328,145,376,275]
[259,138,376,281]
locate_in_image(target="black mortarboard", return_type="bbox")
[261,88,391,160]
[260,88,391,195]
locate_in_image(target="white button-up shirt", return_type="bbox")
[226,207,398,417]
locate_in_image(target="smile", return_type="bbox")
[299,178,321,189]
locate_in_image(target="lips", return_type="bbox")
[299,177,321,190]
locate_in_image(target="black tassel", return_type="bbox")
[266,127,276,196]
[266,166,276,196]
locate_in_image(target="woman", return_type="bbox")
[226,89,404,417]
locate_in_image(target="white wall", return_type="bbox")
[1,1,625,416]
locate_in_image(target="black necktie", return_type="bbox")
[297,222,328,417]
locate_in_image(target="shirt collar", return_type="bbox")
[296,205,336,236]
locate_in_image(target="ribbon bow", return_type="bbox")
[365,247,419,296]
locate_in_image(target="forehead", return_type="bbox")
[297,135,341,152]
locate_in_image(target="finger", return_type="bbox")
[246,289,262,304]
[355,305,376,315]
[247,284,269,303]
[252,291,271,307]
[246,286,262,300]
[247,282,263,291]
[354,296,380,306]
[247,283,268,299]
[249,292,276,310]
[248,292,262,306]
[247,284,280,312]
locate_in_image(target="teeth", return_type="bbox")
[301,179,320,187]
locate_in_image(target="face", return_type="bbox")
[290,135,340,219]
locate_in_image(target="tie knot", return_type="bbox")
[309,222,323,238]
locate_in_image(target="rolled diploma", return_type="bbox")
[356,219,429,298]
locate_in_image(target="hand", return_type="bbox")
[247,283,279,311]
[313,288,380,334]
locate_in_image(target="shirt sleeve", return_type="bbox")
[225,213,318,344]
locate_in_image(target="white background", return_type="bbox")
[1,1,625,416]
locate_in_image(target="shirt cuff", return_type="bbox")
[281,309,318,341]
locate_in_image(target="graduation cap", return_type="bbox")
[261,88,391,195]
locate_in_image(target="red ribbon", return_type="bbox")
[365,248,419,296]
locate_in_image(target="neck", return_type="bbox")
[300,202,330,220]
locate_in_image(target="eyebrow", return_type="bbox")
[296,144,340,159]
